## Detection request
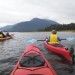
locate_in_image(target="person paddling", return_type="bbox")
[6,32,10,37]
[46,30,61,45]
[0,30,6,38]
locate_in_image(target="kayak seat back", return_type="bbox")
[20,54,45,67]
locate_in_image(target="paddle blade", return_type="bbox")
[27,39,37,43]
[66,37,75,41]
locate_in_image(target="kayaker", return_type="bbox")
[47,30,61,45]
[6,32,10,37]
[0,31,6,38]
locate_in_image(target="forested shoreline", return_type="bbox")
[39,23,75,31]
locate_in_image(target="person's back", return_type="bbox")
[0,32,3,38]
[6,32,10,36]
[0,31,6,38]
[48,30,61,45]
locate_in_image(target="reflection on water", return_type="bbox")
[0,32,75,75]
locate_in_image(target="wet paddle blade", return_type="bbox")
[27,39,37,43]
[66,37,75,41]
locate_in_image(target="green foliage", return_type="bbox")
[39,23,75,31]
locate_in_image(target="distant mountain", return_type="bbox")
[0,25,13,31]
[0,18,59,32]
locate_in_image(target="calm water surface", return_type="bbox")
[0,32,75,75]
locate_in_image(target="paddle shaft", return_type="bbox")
[37,39,66,41]
[61,39,66,40]
[37,40,45,41]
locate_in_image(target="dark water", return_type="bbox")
[0,32,75,75]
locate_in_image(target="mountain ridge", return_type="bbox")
[0,18,59,32]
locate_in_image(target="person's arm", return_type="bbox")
[58,37,61,41]
[46,36,50,42]
[48,36,50,41]
[2,32,6,37]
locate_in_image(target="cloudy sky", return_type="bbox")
[0,0,75,27]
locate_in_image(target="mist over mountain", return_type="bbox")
[0,18,59,32]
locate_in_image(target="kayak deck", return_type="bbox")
[10,44,57,75]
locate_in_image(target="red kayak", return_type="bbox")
[44,41,72,61]
[10,44,57,75]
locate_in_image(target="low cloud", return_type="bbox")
[0,0,75,26]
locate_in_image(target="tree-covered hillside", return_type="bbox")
[39,23,75,31]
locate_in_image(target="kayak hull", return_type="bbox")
[44,41,71,61]
[10,44,57,75]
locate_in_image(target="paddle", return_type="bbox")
[68,45,75,73]
[37,40,45,41]
[70,45,75,64]
[66,37,75,41]
[37,38,75,41]
[27,39,38,43]
[59,37,75,64]
[27,37,75,43]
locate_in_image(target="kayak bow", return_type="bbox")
[10,44,57,75]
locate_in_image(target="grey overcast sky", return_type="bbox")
[0,0,75,27]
